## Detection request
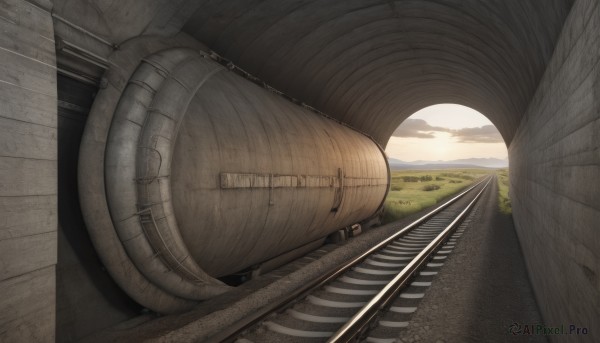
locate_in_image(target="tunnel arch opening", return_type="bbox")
[382,103,509,223]
[385,103,509,163]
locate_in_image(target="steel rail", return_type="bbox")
[327,176,492,342]
[208,176,490,343]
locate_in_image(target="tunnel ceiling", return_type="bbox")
[182,0,574,146]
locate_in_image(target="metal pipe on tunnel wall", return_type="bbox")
[79,43,390,312]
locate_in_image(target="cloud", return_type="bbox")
[391,119,451,138]
[392,119,503,143]
[452,125,504,143]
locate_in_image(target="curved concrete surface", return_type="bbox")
[49,0,573,146]
[183,0,573,146]
[2,0,599,342]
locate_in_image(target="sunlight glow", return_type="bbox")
[385,104,507,162]
[410,104,494,129]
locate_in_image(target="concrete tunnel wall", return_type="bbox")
[1,0,599,341]
[509,0,600,335]
[0,1,57,341]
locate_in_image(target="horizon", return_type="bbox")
[385,104,508,162]
[387,156,508,163]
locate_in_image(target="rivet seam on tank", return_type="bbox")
[219,172,388,189]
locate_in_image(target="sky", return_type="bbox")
[385,104,508,162]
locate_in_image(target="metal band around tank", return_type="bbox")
[78,39,213,314]
[104,48,230,300]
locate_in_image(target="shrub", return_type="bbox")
[435,176,445,181]
[401,176,420,182]
[440,172,460,178]
[422,184,440,191]
[391,185,402,191]
[440,172,473,180]
[419,175,433,182]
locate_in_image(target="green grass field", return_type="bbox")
[382,169,492,223]
[497,168,511,214]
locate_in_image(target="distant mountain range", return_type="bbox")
[388,157,508,170]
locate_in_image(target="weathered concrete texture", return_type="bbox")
[51,0,205,44]
[0,0,57,342]
[183,0,573,145]
[509,1,600,342]
[56,74,142,342]
[49,0,574,147]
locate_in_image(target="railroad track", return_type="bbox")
[209,176,492,343]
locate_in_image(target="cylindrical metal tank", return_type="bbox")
[80,46,389,313]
